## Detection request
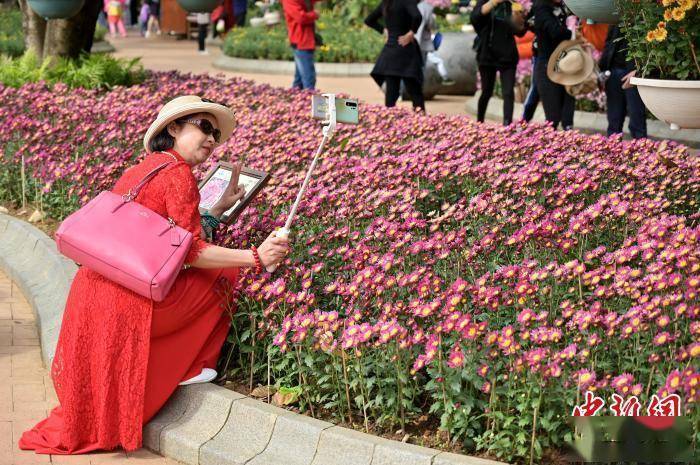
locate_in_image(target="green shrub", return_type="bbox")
[0,8,24,57]
[223,12,384,63]
[0,51,147,90]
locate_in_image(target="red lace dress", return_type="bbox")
[19,149,240,454]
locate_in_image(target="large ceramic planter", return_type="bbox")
[390,32,477,100]
[423,31,478,100]
[445,13,461,24]
[176,0,221,13]
[631,77,700,130]
[249,17,265,27]
[27,0,85,19]
[563,0,619,24]
[264,11,281,26]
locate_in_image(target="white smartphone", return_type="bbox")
[311,95,359,125]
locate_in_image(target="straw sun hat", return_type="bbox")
[143,95,236,153]
[547,40,595,87]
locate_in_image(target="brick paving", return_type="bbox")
[0,269,183,465]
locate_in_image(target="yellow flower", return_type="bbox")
[646,30,656,42]
[679,0,695,9]
[654,27,669,41]
[671,6,686,19]
[661,0,674,5]
[664,8,674,20]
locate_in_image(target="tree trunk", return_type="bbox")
[18,0,47,59]
[44,0,102,59]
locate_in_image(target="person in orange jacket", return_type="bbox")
[281,0,322,90]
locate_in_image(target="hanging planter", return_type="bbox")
[27,0,85,19]
[563,0,619,24]
[176,0,222,13]
[631,78,700,130]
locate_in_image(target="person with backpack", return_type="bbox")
[470,0,527,125]
[104,0,127,38]
[281,0,321,90]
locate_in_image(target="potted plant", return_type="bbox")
[27,0,85,19]
[618,0,700,129]
[263,2,281,26]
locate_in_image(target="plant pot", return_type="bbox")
[27,0,85,19]
[631,77,700,129]
[176,0,222,13]
[249,17,266,28]
[563,0,619,24]
[263,11,281,26]
[445,13,460,25]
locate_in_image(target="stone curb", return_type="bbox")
[464,91,700,148]
[213,55,374,77]
[0,214,508,465]
[0,214,77,366]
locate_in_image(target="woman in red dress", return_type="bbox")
[19,95,290,455]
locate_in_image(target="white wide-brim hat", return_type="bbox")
[143,95,236,153]
[547,40,595,87]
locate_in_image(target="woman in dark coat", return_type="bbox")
[532,0,575,129]
[470,0,526,125]
[365,0,425,112]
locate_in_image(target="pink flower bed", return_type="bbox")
[0,73,698,463]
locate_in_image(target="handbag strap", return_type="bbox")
[123,152,179,202]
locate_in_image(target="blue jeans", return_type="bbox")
[522,58,540,122]
[292,49,316,90]
[606,67,647,139]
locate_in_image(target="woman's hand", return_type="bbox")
[398,30,414,47]
[257,230,290,267]
[209,162,246,218]
[383,28,388,43]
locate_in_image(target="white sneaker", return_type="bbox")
[198,50,209,55]
[178,368,217,386]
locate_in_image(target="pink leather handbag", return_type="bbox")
[55,161,193,302]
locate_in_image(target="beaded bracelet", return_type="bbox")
[201,211,221,229]
[250,245,263,274]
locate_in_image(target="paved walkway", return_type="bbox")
[108,29,470,116]
[0,269,183,465]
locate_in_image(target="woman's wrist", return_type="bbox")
[250,246,263,273]
[207,206,224,219]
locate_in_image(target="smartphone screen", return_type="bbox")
[311,95,359,125]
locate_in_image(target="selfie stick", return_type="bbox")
[266,93,337,272]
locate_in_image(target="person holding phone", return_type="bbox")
[365,0,426,112]
[470,0,527,125]
[19,96,290,455]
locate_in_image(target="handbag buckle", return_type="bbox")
[168,217,176,228]
[122,191,134,203]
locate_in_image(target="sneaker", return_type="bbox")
[178,368,217,386]
[440,78,456,86]
[198,50,209,55]
[145,30,151,38]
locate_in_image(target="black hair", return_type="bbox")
[382,0,393,17]
[148,116,188,152]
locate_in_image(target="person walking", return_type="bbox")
[139,0,150,37]
[18,95,290,455]
[281,0,321,90]
[365,0,425,112]
[470,0,527,125]
[146,0,161,37]
[197,12,211,55]
[417,0,454,86]
[532,0,576,129]
[104,0,128,38]
[600,25,647,139]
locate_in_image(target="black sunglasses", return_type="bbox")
[182,118,221,143]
